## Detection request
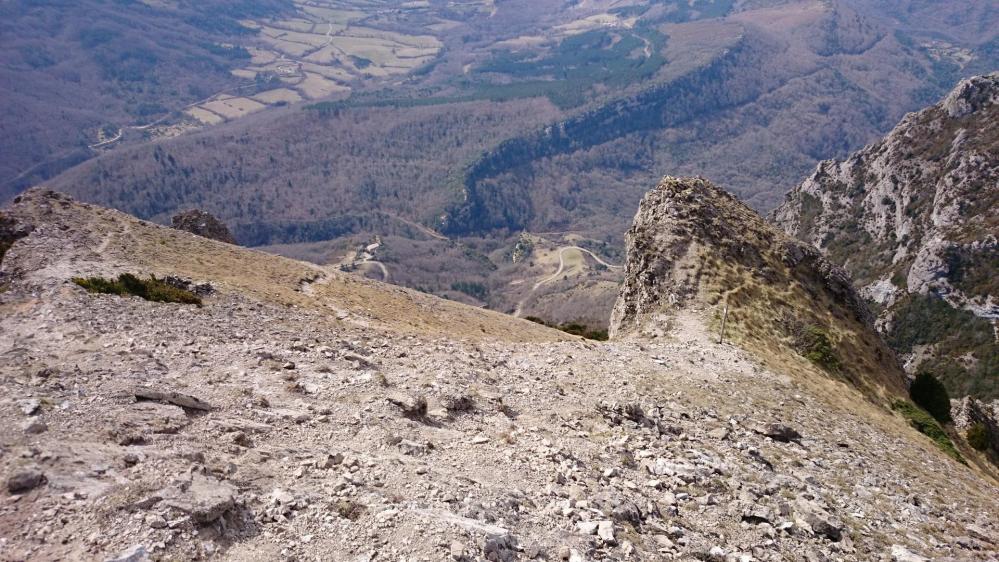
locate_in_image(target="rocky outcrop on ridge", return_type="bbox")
[1,189,997,561]
[611,176,904,396]
[171,209,237,245]
[772,72,998,400]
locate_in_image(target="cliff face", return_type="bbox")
[772,73,998,400]
[611,176,905,396]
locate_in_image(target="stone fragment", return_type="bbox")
[742,506,774,525]
[756,423,802,443]
[7,467,45,493]
[134,386,212,411]
[442,392,475,413]
[162,473,235,524]
[410,508,508,537]
[804,512,844,541]
[387,393,427,418]
[891,545,929,562]
[20,398,40,416]
[104,544,149,562]
[318,452,345,468]
[22,419,47,434]
[597,520,616,544]
[707,427,730,440]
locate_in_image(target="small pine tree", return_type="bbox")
[909,372,952,423]
[967,423,990,451]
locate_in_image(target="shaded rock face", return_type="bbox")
[0,210,34,268]
[772,72,998,400]
[951,397,999,452]
[610,177,904,393]
[171,210,236,244]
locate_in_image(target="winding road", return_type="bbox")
[513,245,621,317]
[531,246,621,291]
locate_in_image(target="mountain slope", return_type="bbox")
[2,188,997,561]
[611,176,906,397]
[772,72,998,400]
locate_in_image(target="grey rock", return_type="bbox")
[942,73,999,118]
[134,386,213,411]
[387,393,427,418]
[162,473,235,524]
[596,520,616,544]
[757,423,802,443]
[22,418,47,434]
[707,427,730,440]
[104,545,149,562]
[891,544,929,562]
[7,467,45,493]
[20,398,40,416]
[804,512,844,542]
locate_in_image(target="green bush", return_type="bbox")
[524,316,608,341]
[967,423,990,451]
[802,326,841,372]
[892,400,964,463]
[909,372,952,423]
[73,273,202,306]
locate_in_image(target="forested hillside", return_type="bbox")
[32,0,999,329]
[0,0,295,198]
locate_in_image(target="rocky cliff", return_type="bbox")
[772,72,998,400]
[611,176,905,397]
[1,189,998,561]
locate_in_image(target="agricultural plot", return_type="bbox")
[180,0,456,127]
[251,88,304,104]
[181,0,651,129]
[184,107,225,125]
[201,96,267,119]
[244,2,445,87]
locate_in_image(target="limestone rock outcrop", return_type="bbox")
[773,72,998,400]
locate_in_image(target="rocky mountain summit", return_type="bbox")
[1,189,998,561]
[772,72,998,402]
[171,210,237,245]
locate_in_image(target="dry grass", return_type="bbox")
[72,203,568,343]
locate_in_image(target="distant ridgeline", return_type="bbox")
[440,33,768,236]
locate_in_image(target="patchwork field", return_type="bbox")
[181,0,459,125]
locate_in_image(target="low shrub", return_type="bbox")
[802,326,841,372]
[525,316,608,340]
[967,423,990,451]
[892,400,964,463]
[909,372,951,422]
[73,273,202,306]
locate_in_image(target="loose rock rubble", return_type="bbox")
[0,190,997,561]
